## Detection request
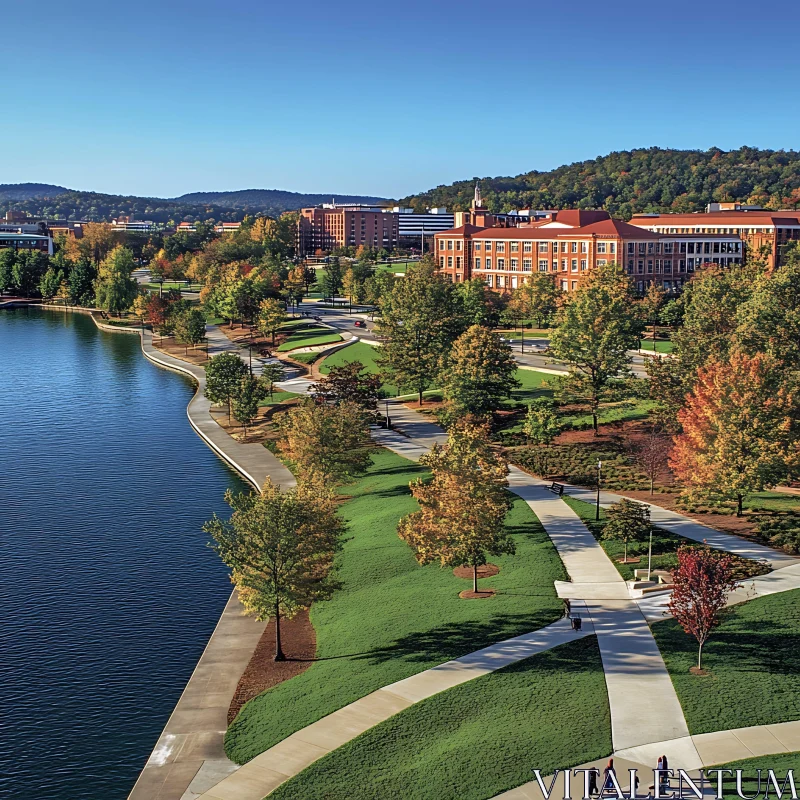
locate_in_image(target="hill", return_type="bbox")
[0,183,69,202]
[173,189,390,215]
[402,147,800,219]
[0,186,390,223]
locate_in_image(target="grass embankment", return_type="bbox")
[652,589,800,734]
[276,322,342,352]
[271,637,610,800]
[224,448,567,764]
[562,496,769,581]
[711,753,800,798]
[145,281,203,292]
[258,390,300,407]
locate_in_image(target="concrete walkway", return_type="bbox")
[196,617,592,800]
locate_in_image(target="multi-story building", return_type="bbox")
[0,231,53,254]
[297,206,399,256]
[392,206,454,246]
[628,209,800,270]
[112,216,154,232]
[435,210,742,294]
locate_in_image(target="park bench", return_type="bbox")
[548,482,564,496]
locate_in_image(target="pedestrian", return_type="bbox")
[657,755,669,793]
[588,768,599,798]
[602,758,616,796]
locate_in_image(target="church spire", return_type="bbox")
[473,182,482,209]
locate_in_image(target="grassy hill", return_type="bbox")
[173,188,390,215]
[402,146,800,219]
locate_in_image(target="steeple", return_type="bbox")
[472,182,483,210]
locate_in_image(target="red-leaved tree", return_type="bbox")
[668,545,739,671]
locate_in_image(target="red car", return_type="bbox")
[354,320,367,328]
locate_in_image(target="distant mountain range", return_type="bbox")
[0,184,391,223]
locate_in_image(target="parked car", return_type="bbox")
[354,320,367,328]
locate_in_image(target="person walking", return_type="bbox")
[588,768,599,798]
[602,758,616,796]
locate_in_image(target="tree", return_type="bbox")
[602,498,650,563]
[67,257,97,306]
[232,374,267,438]
[320,257,343,298]
[204,479,344,661]
[205,352,249,421]
[145,293,170,332]
[94,245,139,315]
[640,282,666,348]
[310,361,381,421]
[659,298,684,329]
[670,353,800,516]
[38,267,64,301]
[456,278,502,328]
[258,297,286,344]
[11,251,49,297]
[173,308,207,353]
[523,398,561,445]
[278,399,372,485]
[260,362,286,399]
[522,272,562,327]
[0,249,16,294]
[668,545,739,671]
[377,260,466,404]
[734,259,800,371]
[283,266,306,311]
[440,325,520,418]
[398,419,514,594]
[634,420,672,495]
[644,354,691,431]
[549,263,643,434]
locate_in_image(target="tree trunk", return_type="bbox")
[228,397,233,424]
[418,387,424,406]
[624,541,628,563]
[650,475,655,496]
[592,410,598,435]
[274,600,286,661]
[697,640,704,671]
[473,562,479,594]
[737,494,743,517]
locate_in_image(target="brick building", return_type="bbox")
[628,210,800,270]
[297,206,399,256]
[435,209,741,294]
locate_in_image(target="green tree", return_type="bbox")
[640,282,666,349]
[260,362,286,399]
[522,272,562,327]
[549,263,643,434]
[0,249,17,294]
[602,498,650,563]
[257,297,287,344]
[232,374,267,439]
[205,352,249,420]
[523,398,561,445]
[456,278,502,328]
[377,260,466,404]
[67,257,97,306]
[38,267,64,301]
[11,251,49,297]
[204,479,344,661]
[94,245,139,315]
[310,360,381,421]
[441,325,520,418]
[173,308,207,353]
[320,257,344,298]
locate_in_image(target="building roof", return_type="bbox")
[630,211,800,228]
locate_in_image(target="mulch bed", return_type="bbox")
[227,610,316,724]
[458,589,496,600]
[453,564,500,579]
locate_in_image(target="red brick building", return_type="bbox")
[297,206,399,256]
[435,210,742,294]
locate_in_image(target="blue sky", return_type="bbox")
[5,0,800,199]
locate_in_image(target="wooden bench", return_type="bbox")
[548,482,564,496]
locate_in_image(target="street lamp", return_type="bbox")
[647,528,654,582]
[385,398,391,429]
[595,460,603,521]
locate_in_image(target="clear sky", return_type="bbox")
[6,0,800,199]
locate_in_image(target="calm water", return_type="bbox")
[0,308,246,799]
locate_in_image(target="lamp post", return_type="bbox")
[248,324,253,375]
[595,460,603,521]
[647,528,653,582]
[385,398,391,429]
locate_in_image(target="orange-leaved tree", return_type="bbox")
[397,418,513,593]
[669,353,800,516]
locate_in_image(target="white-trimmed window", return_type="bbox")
[597,259,607,266]
[447,256,453,267]
[497,258,505,269]
[456,240,462,250]
[597,242,607,254]
[485,258,492,269]
[510,258,518,271]
[474,242,482,251]
[539,242,548,253]
[496,242,506,253]
[511,242,519,252]
[438,240,444,251]
[571,259,578,272]
[485,241,492,251]
[580,241,588,253]
[474,257,482,269]
[609,242,617,254]
[538,259,548,272]
[580,259,587,270]
[571,242,578,253]
[523,258,532,271]
[523,242,532,253]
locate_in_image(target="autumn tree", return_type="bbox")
[232,374,267,439]
[602,498,650,563]
[644,354,691,431]
[94,245,139,315]
[173,308,207,353]
[634,420,672,495]
[668,545,739,671]
[283,265,306,311]
[377,260,467,405]
[205,352,249,421]
[440,325,520,418]
[670,353,800,516]
[204,479,344,661]
[278,399,372,485]
[549,263,642,434]
[310,361,381,421]
[398,419,514,594]
[522,272,562,327]
[640,282,666,349]
[257,297,286,344]
[456,278,502,328]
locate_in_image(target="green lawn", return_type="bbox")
[711,753,800,798]
[224,448,567,764]
[271,637,611,800]
[745,491,800,514]
[563,496,769,581]
[640,339,675,354]
[258,390,299,406]
[560,399,659,430]
[145,281,203,292]
[652,589,800,734]
[276,324,343,352]
[287,351,320,365]
[319,340,383,375]
[509,369,555,406]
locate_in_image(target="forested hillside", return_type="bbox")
[0,183,68,201]
[173,189,389,215]
[402,147,800,218]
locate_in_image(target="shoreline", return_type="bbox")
[14,304,292,800]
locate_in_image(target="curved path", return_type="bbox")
[33,309,294,800]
